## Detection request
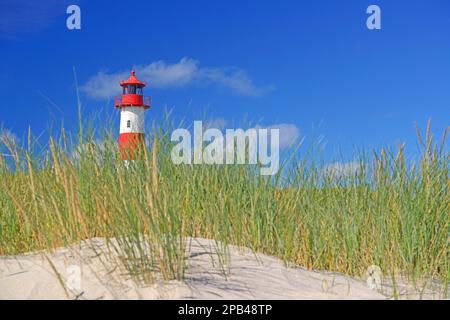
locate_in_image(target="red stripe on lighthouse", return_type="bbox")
[119,132,145,160]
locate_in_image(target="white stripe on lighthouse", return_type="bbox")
[119,107,145,134]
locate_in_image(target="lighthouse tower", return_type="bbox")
[114,70,151,160]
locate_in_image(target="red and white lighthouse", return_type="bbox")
[114,70,151,160]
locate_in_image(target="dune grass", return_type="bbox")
[0,119,448,295]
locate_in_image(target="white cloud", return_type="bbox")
[201,121,299,152]
[80,71,128,99]
[256,123,301,149]
[205,118,227,130]
[323,161,361,178]
[140,58,198,88]
[81,58,274,98]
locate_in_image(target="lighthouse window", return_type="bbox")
[127,120,131,128]
[128,85,136,94]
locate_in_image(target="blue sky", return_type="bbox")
[0,0,449,161]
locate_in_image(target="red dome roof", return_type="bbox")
[120,69,146,87]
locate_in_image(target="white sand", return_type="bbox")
[0,237,445,300]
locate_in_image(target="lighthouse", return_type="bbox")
[114,70,151,161]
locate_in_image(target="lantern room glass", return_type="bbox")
[123,85,143,95]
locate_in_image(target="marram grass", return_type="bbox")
[0,120,448,295]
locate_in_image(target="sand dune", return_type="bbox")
[0,238,444,300]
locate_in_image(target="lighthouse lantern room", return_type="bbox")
[115,70,151,160]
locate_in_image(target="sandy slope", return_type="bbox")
[0,237,444,300]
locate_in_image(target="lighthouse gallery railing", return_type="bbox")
[114,95,151,108]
